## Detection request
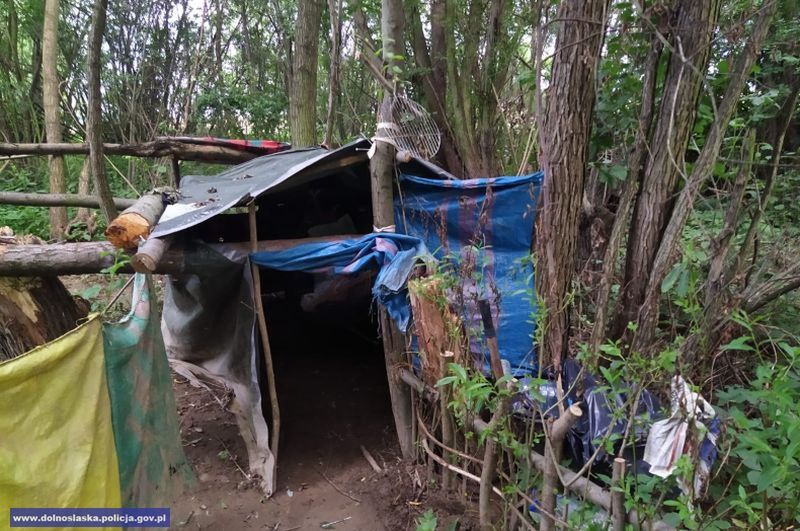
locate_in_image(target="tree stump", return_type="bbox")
[0,276,88,362]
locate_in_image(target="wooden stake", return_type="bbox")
[360,445,383,473]
[248,201,281,464]
[478,301,509,530]
[170,156,181,187]
[611,457,627,531]
[540,404,583,531]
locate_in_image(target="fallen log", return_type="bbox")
[0,139,266,164]
[104,189,173,249]
[0,234,362,276]
[0,191,136,210]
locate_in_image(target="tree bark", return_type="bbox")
[289,0,323,147]
[323,0,342,147]
[42,0,68,240]
[590,35,662,353]
[535,0,609,373]
[87,0,117,223]
[613,0,722,338]
[74,158,94,227]
[372,0,414,460]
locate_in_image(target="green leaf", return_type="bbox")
[676,269,690,298]
[661,263,684,293]
[721,336,754,352]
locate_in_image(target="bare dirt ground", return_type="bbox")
[169,374,477,531]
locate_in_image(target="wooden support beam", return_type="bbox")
[612,457,627,531]
[0,191,136,210]
[248,202,281,470]
[132,236,172,273]
[0,139,266,164]
[0,234,361,276]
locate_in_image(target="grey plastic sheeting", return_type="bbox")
[151,139,371,238]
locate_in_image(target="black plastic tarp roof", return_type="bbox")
[151,139,371,238]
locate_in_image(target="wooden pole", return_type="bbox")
[0,234,360,276]
[170,156,181,187]
[0,139,269,164]
[611,457,627,531]
[0,191,136,209]
[541,404,583,531]
[248,202,282,465]
[370,92,414,458]
[478,300,510,529]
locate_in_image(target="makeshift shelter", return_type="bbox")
[145,138,543,495]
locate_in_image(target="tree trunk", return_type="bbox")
[74,158,94,226]
[535,0,608,373]
[289,0,323,147]
[612,0,721,338]
[87,0,117,223]
[590,35,662,353]
[42,0,68,240]
[372,0,414,460]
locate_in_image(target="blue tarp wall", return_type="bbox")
[395,172,543,375]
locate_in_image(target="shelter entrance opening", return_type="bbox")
[259,268,397,482]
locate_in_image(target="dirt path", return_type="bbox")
[171,377,396,530]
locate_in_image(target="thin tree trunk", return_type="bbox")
[86,0,117,223]
[74,157,93,227]
[612,0,722,338]
[732,80,800,283]
[705,130,756,307]
[323,0,342,147]
[535,0,608,375]
[590,35,662,353]
[42,0,68,240]
[290,0,323,147]
[372,0,414,460]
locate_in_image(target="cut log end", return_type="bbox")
[105,212,152,249]
[132,237,170,273]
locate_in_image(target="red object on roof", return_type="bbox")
[165,136,291,155]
